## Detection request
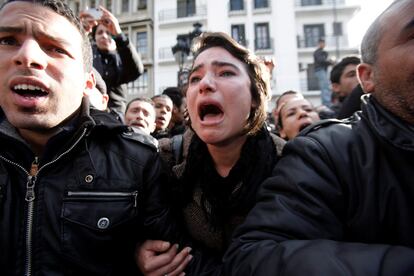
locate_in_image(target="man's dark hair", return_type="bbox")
[1,0,93,71]
[125,97,154,114]
[162,87,184,108]
[151,94,171,103]
[330,56,361,84]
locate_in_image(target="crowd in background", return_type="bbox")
[77,3,364,144]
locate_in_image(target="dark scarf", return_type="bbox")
[178,127,278,230]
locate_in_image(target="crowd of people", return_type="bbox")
[1,0,413,275]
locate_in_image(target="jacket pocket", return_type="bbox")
[61,190,139,274]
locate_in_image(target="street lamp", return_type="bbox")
[172,34,190,71]
[171,23,203,87]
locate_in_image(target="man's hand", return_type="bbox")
[98,5,122,35]
[79,11,98,34]
[136,240,193,276]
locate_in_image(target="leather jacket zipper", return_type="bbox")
[0,127,88,276]
[67,191,139,207]
[25,157,38,276]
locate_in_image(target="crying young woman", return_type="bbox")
[136,32,286,276]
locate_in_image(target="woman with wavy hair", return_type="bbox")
[136,32,285,275]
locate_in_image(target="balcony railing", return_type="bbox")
[159,47,174,61]
[255,37,274,52]
[295,0,345,8]
[159,5,207,22]
[297,35,348,49]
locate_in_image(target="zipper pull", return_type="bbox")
[25,158,39,202]
[133,191,138,208]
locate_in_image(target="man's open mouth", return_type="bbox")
[12,84,48,97]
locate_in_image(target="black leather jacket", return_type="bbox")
[223,95,414,275]
[0,101,179,275]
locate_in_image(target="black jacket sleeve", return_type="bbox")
[114,33,144,84]
[222,135,414,275]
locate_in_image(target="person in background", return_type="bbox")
[151,94,173,139]
[136,32,285,276]
[336,83,365,119]
[313,38,334,107]
[0,0,182,274]
[277,97,320,140]
[84,68,109,111]
[162,86,187,137]
[84,68,125,122]
[223,0,414,274]
[84,5,144,113]
[272,90,304,128]
[125,97,156,136]
[330,56,361,117]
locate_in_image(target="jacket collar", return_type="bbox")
[0,97,127,149]
[363,94,414,151]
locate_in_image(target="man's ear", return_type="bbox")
[331,82,340,93]
[102,94,109,107]
[357,63,375,93]
[83,71,96,96]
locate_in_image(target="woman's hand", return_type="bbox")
[136,240,193,276]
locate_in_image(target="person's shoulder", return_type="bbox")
[301,116,359,137]
[291,115,361,151]
[269,132,286,156]
[121,128,159,152]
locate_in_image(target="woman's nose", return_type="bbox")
[198,73,216,93]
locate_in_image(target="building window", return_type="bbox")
[137,0,147,10]
[231,24,246,46]
[103,0,112,12]
[122,0,129,13]
[301,0,322,6]
[177,0,195,18]
[254,0,268,9]
[128,69,148,96]
[304,24,325,48]
[333,22,343,36]
[136,31,148,57]
[306,64,319,90]
[230,0,244,11]
[255,23,270,50]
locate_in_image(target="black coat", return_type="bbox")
[223,95,414,275]
[159,127,285,275]
[93,33,144,113]
[337,84,365,119]
[0,101,180,275]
